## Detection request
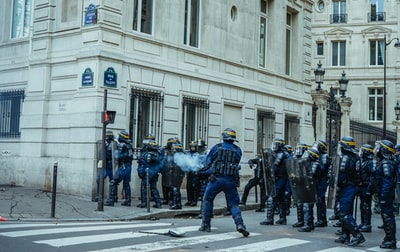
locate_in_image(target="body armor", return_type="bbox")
[213,144,240,178]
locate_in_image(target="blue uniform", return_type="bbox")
[199,140,247,233]
[137,147,164,208]
[335,150,365,245]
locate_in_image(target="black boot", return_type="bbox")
[315,198,327,227]
[380,214,397,249]
[292,203,304,227]
[348,231,365,246]
[199,219,211,232]
[104,180,117,206]
[343,217,365,247]
[260,197,274,225]
[236,223,249,237]
[275,199,287,225]
[335,232,350,245]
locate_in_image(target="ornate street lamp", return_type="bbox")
[383,34,400,138]
[338,71,349,97]
[394,101,400,120]
[314,61,325,91]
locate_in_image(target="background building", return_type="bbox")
[0,0,316,197]
[311,0,400,146]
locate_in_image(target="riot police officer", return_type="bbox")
[239,154,266,212]
[369,140,397,249]
[334,136,365,246]
[137,140,164,208]
[358,144,374,232]
[292,142,308,228]
[105,130,134,206]
[298,147,320,232]
[198,128,249,237]
[95,130,117,203]
[161,138,177,205]
[260,137,291,225]
[185,141,200,207]
[313,139,331,228]
[168,142,185,210]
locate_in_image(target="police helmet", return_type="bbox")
[395,144,400,152]
[173,142,184,152]
[271,137,285,152]
[197,138,207,147]
[166,137,177,149]
[145,133,155,140]
[222,128,237,142]
[146,140,159,150]
[316,139,328,154]
[106,130,114,138]
[189,140,197,151]
[339,136,356,152]
[359,144,374,159]
[374,139,394,159]
[307,147,320,161]
[118,130,129,142]
[294,143,308,157]
[284,145,293,154]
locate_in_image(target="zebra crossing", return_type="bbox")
[0,221,392,251]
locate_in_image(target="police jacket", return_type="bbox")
[115,141,133,166]
[338,151,361,186]
[137,149,164,179]
[360,157,373,186]
[273,150,290,178]
[201,140,242,178]
[374,158,396,202]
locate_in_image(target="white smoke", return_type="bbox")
[173,152,205,172]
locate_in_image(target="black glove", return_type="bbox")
[208,174,216,182]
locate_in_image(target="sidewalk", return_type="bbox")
[0,185,260,222]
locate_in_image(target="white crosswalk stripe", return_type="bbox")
[0,222,171,237]
[0,221,389,251]
[213,237,311,252]
[88,232,262,252]
[34,226,201,247]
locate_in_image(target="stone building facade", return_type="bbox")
[311,0,400,144]
[0,0,315,197]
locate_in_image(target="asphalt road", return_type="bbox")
[0,208,398,252]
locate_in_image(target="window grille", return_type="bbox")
[0,89,25,138]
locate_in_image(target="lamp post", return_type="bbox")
[314,61,325,91]
[394,101,400,143]
[383,34,400,138]
[338,71,349,97]
[395,101,400,120]
[338,71,352,137]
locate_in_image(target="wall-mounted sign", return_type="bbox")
[84,4,97,25]
[104,67,117,88]
[82,67,94,86]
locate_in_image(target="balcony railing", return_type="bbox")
[330,14,347,24]
[368,12,386,22]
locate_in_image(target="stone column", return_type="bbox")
[311,90,329,141]
[338,97,352,137]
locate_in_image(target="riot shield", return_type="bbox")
[111,141,119,180]
[327,154,340,209]
[285,157,316,204]
[395,180,400,204]
[262,148,276,198]
[164,165,185,188]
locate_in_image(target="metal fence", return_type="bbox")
[350,120,397,146]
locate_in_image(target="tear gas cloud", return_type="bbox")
[173,152,205,172]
